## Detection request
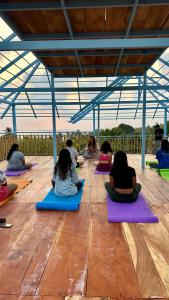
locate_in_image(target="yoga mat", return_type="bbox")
[146,160,158,166]
[107,193,158,223]
[158,169,169,181]
[95,169,110,175]
[36,179,85,211]
[5,163,38,176]
[0,179,32,207]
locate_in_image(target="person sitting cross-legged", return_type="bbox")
[95,141,113,172]
[52,149,82,196]
[150,139,169,169]
[0,170,18,202]
[105,151,141,203]
[7,144,32,171]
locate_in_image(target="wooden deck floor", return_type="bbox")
[0,155,169,300]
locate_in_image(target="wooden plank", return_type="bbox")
[0,210,64,295]
[139,222,169,295]
[0,203,35,261]
[86,203,141,298]
[122,223,168,298]
[38,204,90,297]
[18,297,62,300]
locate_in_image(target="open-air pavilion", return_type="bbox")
[0,1,169,300]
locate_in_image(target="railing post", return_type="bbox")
[51,75,57,163]
[93,106,95,136]
[141,73,147,169]
[164,108,167,138]
[12,104,17,135]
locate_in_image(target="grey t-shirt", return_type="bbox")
[7,151,25,170]
[66,146,78,166]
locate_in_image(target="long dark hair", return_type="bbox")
[88,136,96,148]
[161,139,169,152]
[54,149,72,180]
[100,141,112,153]
[112,151,128,171]
[7,143,19,161]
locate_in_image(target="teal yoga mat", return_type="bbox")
[36,180,85,211]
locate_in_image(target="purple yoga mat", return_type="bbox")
[5,163,38,176]
[107,193,158,223]
[95,170,110,175]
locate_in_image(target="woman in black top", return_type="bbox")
[105,151,141,203]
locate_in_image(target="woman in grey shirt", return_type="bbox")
[52,149,82,196]
[7,144,32,171]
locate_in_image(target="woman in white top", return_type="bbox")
[7,144,32,171]
[52,149,82,196]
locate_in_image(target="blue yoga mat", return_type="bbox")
[36,180,85,211]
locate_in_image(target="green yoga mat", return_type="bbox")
[146,160,158,166]
[158,169,169,181]
[146,161,169,180]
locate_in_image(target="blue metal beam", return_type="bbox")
[158,57,169,67]
[114,0,139,75]
[0,51,29,76]
[93,107,95,136]
[25,92,37,118]
[22,29,169,40]
[150,67,169,83]
[51,75,57,162]
[134,76,142,119]
[0,85,168,93]
[70,77,130,123]
[12,105,17,134]
[14,99,169,106]
[164,108,168,138]
[60,0,83,77]
[0,38,169,51]
[45,69,59,118]
[0,0,168,11]
[47,63,149,70]
[1,62,40,119]
[141,73,147,169]
[38,49,163,58]
[1,59,38,88]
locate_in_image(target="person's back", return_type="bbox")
[96,141,112,171]
[53,149,82,196]
[54,164,79,196]
[105,151,141,203]
[156,139,169,168]
[7,150,25,171]
[66,146,78,166]
[110,166,135,189]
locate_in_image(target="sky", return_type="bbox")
[0,17,169,133]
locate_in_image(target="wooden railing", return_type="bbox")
[0,133,154,162]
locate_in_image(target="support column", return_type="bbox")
[93,106,95,136]
[141,73,147,169]
[12,105,17,135]
[164,108,167,138]
[51,75,57,163]
[98,104,100,143]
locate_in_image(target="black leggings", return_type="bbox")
[105,182,141,203]
[75,181,82,191]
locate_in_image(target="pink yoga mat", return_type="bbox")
[107,193,158,223]
[95,170,110,175]
[5,163,38,176]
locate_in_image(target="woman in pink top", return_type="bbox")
[96,141,113,172]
